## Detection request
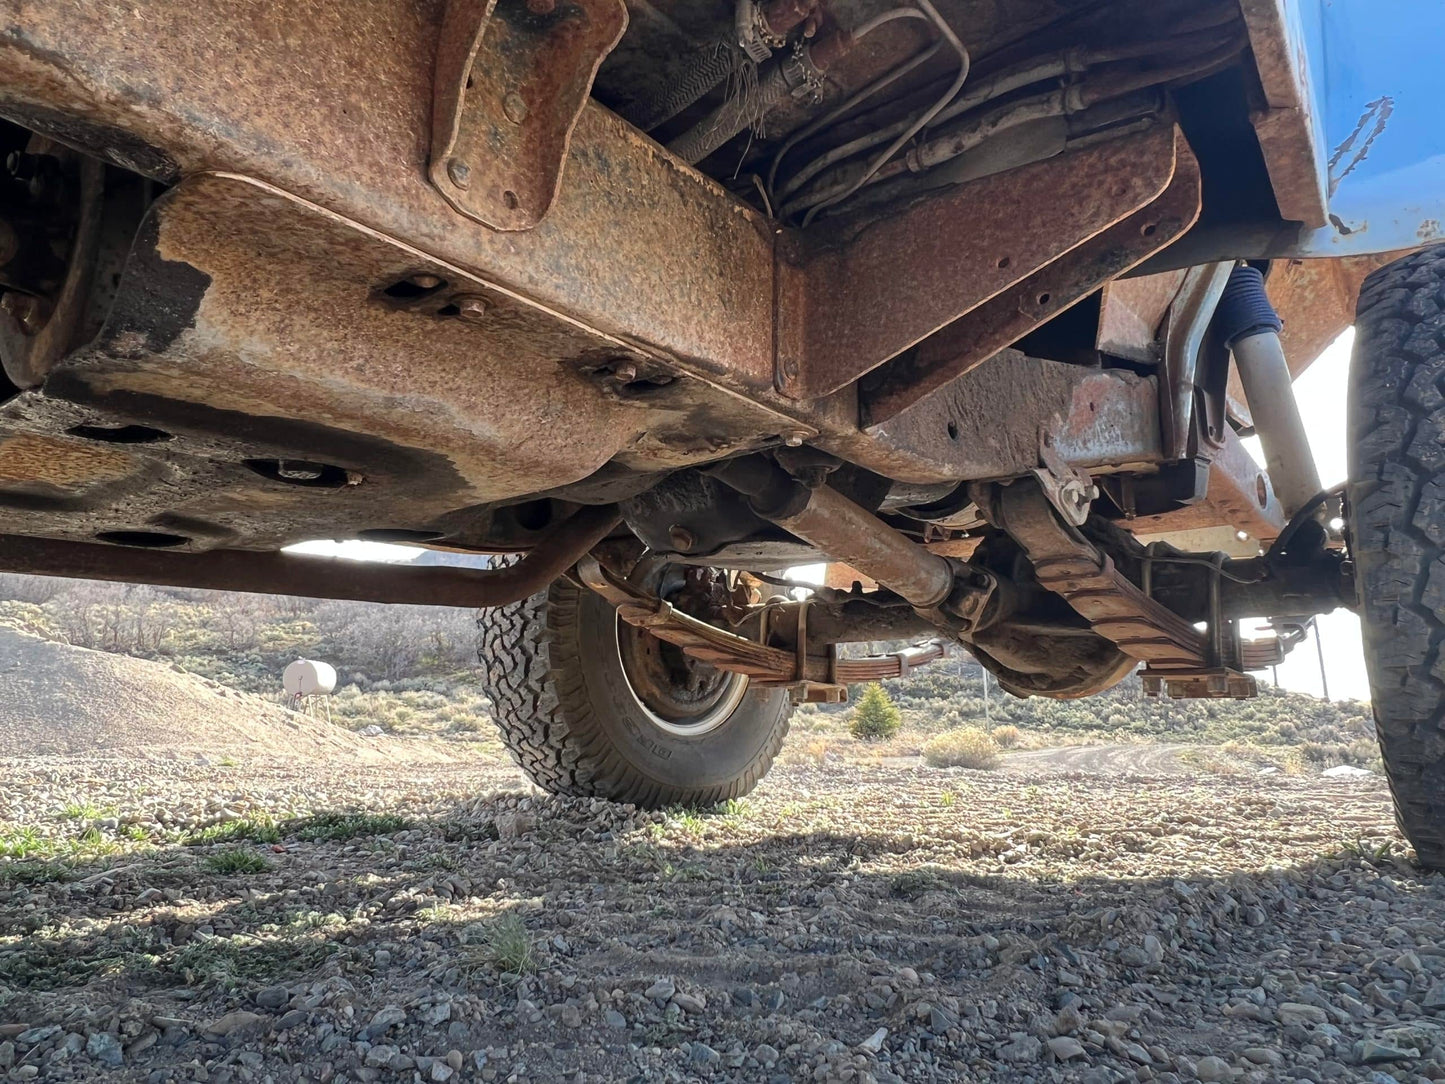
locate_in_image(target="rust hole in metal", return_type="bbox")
[1037,292,1052,306]
[95,530,189,548]
[947,421,959,441]
[244,459,350,489]
[66,423,172,444]
[502,190,520,210]
[356,528,446,542]
[1255,474,1269,507]
[996,256,1011,269]
[1140,222,1159,237]
[382,275,448,300]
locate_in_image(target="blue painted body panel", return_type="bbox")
[1290,0,1445,256]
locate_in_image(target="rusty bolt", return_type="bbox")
[503,93,529,125]
[446,159,471,189]
[668,524,695,552]
[782,429,808,447]
[610,363,637,384]
[454,295,489,323]
[0,292,45,335]
[410,273,442,289]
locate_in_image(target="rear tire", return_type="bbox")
[1348,243,1445,868]
[477,575,793,807]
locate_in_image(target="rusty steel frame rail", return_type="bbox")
[0,505,621,606]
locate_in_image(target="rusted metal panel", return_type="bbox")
[0,171,801,553]
[778,124,1182,401]
[0,0,779,393]
[1237,0,1328,229]
[1096,269,1187,363]
[429,0,628,230]
[823,352,1164,485]
[859,134,1202,425]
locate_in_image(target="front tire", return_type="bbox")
[1349,244,1445,867]
[477,575,793,807]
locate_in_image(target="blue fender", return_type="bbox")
[1289,0,1445,256]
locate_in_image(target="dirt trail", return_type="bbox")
[0,625,448,762]
[1002,742,1196,774]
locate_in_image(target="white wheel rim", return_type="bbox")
[613,615,750,737]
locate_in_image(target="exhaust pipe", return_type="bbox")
[708,458,955,608]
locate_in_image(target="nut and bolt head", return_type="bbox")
[503,93,529,124]
[668,524,696,552]
[454,295,489,323]
[782,429,808,447]
[610,363,637,384]
[446,159,471,189]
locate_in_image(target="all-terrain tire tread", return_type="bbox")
[477,578,790,807]
[1349,243,1445,868]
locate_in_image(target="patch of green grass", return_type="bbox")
[661,861,711,883]
[468,913,535,979]
[184,815,281,847]
[169,931,337,988]
[938,789,956,808]
[0,826,44,859]
[0,859,80,887]
[711,798,747,818]
[666,809,706,834]
[59,800,115,821]
[287,812,410,843]
[203,848,271,875]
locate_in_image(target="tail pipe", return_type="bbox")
[1212,264,1322,517]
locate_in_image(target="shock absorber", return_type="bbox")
[1212,263,1322,517]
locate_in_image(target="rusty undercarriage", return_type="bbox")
[0,0,1373,707]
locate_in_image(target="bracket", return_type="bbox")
[430,0,627,231]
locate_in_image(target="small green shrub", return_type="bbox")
[849,683,902,741]
[203,847,271,874]
[923,726,1000,770]
[991,724,1021,749]
[467,912,535,978]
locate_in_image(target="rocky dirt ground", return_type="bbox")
[2,741,1441,1084]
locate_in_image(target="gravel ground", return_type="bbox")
[1,749,1440,1084]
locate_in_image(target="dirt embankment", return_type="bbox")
[0,625,445,762]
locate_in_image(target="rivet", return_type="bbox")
[455,295,489,323]
[503,93,529,125]
[782,430,808,447]
[410,273,442,289]
[446,159,471,188]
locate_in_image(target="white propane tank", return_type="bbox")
[283,659,338,698]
